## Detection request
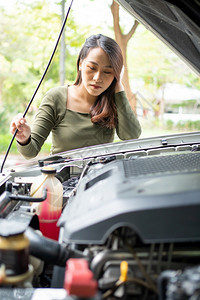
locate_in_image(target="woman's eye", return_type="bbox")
[88,66,95,70]
[104,71,111,74]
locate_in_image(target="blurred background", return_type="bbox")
[0,0,200,158]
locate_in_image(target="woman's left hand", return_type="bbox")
[115,65,125,93]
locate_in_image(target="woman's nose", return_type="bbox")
[93,71,102,82]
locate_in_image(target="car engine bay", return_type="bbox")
[0,132,200,299]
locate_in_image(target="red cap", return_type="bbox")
[64,258,98,298]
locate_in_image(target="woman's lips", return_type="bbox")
[90,84,101,89]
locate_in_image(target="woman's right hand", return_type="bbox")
[10,113,31,145]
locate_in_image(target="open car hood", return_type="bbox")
[116,0,200,75]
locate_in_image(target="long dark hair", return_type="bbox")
[74,34,123,129]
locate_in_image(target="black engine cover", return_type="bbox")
[59,152,200,244]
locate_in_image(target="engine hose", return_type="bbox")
[91,249,134,279]
[25,227,84,266]
[124,242,158,294]
[157,270,177,300]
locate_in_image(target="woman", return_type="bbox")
[10,34,141,159]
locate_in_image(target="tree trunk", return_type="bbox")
[111,1,139,113]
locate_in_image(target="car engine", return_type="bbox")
[0,132,200,300]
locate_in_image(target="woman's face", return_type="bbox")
[79,47,115,97]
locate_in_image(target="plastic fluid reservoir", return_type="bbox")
[30,167,63,240]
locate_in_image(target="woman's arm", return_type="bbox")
[13,87,66,159]
[115,91,142,140]
[15,97,55,159]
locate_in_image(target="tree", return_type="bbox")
[111,0,139,113]
[0,0,87,112]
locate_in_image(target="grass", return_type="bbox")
[0,134,51,155]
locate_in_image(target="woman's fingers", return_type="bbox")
[10,114,23,133]
[10,114,31,143]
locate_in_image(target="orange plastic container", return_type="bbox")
[31,167,63,240]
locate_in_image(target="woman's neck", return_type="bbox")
[67,85,97,113]
[74,84,97,106]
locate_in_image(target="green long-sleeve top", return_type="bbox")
[17,86,141,159]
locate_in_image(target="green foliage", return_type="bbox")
[0,134,51,155]
[171,100,197,108]
[0,134,18,154]
[0,0,90,115]
[0,109,10,135]
[165,120,174,130]
[176,120,200,131]
[165,119,200,131]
